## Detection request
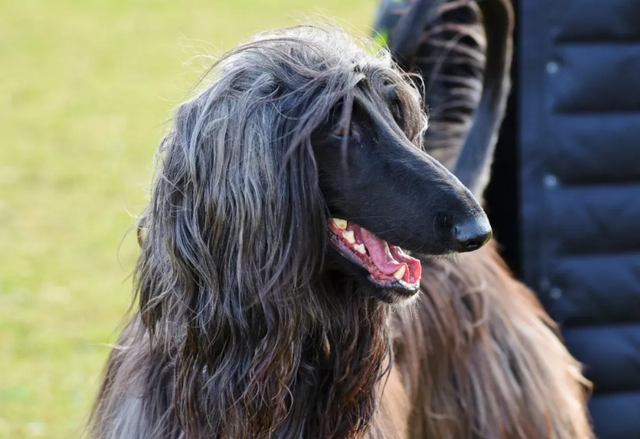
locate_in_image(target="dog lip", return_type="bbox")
[368,275,421,293]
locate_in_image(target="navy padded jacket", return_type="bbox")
[519,1,640,437]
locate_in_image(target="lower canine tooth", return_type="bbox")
[393,265,406,280]
[332,218,348,230]
[354,243,366,254]
[342,230,355,244]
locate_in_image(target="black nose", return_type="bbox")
[452,216,492,252]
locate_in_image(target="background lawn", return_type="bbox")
[0,1,376,437]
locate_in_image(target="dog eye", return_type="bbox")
[332,126,346,138]
[329,99,346,138]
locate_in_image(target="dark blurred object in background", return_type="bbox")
[508,2,640,438]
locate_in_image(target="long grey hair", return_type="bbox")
[90,25,426,439]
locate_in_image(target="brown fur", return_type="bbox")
[390,242,593,437]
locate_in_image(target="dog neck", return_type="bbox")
[168,273,393,439]
[266,275,393,438]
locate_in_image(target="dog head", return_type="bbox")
[311,71,490,303]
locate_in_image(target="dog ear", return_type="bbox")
[132,70,333,436]
[134,78,328,331]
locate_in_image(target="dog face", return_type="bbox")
[312,83,491,303]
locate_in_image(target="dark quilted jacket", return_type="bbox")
[520,1,640,438]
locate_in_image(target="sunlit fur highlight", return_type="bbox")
[88,25,593,439]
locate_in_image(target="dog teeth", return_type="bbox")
[332,218,348,230]
[342,230,355,244]
[354,243,366,254]
[393,265,406,280]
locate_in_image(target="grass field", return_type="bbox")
[0,1,376,437]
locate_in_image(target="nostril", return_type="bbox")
[453,218,492,253]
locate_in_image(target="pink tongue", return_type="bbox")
[357,227,405,275]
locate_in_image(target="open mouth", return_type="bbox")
[327,218,422,293]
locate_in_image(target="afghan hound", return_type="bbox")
[89,6,594,439]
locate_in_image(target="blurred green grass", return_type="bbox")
[0,1,375,437]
